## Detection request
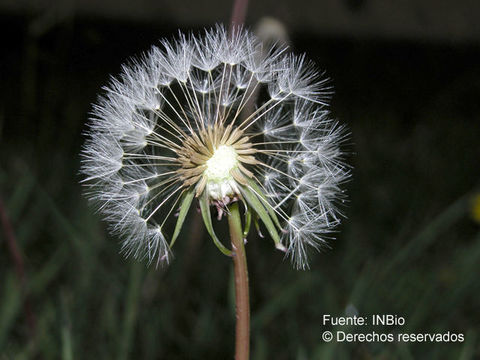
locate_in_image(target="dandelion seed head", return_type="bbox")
[80,25,350,270]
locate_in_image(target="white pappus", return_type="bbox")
[80,25,350,270]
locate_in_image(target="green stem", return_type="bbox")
[228,202,250,360]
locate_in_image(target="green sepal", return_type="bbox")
[243,205,252,239]
[239,184,282,248]
[246,178,282,230]
[169,187,195,247]
[253,213,263,237]
[199,190,232,256]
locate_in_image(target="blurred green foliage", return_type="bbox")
[1,14,479,359]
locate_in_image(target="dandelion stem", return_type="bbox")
[227,202,250,360]
[229,0,249,31]
[228,4,251,355]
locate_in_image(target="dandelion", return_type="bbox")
[80,25,349,271]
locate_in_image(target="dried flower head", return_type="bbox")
[81,25,349,270]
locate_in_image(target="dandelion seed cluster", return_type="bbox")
[81,25,349,270]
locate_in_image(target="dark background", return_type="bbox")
[1,0,479,359]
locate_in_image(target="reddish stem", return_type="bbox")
[228,202,250,360]
[230,0,249,31]
[228,2,251,358]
